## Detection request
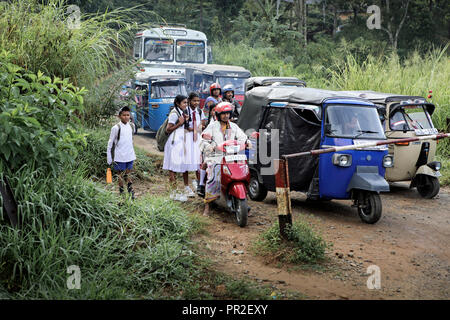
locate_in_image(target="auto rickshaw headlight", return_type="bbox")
[383,155,394,168]
[427,161,441,171]
[332,154,352,167]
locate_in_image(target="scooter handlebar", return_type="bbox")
[216,140,246,152]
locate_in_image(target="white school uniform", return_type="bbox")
[162,110,191,173]
[184,107,206,171]
[107,122,136,164]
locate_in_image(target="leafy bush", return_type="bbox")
[253,220,329,264]
[0,54,86,173]
[0,166,198,299]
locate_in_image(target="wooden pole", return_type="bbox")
[274,159,292,239]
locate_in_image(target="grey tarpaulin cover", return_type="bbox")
[257,106,322,192]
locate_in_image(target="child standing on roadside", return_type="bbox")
[107,106,136,199]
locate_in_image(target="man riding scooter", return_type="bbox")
[199,102,250,222]
[222,84,240,122]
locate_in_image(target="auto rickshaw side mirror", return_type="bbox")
[402,123,408,133]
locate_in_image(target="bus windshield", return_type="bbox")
[176,40,205,63]
[326,105,385,139]
[217,77,246,94]
[144,38,174,62]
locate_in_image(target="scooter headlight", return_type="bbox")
[383,155,394,168]
[225,145,240,154]
[332,154,352,167]
[427,161,441,171]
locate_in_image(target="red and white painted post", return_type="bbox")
[274,158,292,239]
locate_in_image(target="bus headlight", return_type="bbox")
[332,154,352,167]
[383,155,394,168]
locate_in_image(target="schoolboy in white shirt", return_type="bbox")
[107,106,136,199]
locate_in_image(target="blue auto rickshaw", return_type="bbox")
[131,74,187,132]
[238,87,393,224]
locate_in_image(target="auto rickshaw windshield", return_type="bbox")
[217,77,246,94]
[151,80,187,99]
[389,104,434,131]
[325,105,385,139]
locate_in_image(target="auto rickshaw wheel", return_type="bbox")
[248,174,268,201]
[416,175,440,199]
[234,197,248,228]
[357,192,382,224]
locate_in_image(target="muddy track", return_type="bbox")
[134,132,450,300]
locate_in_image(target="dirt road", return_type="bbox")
[134,132,450,300]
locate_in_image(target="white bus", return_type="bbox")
[133,25,210,77]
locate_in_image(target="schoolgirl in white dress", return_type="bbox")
[185,92,206,172]
[163,95,195,198]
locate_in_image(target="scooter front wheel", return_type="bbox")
[234,197,248,228]
[357,192,382,224]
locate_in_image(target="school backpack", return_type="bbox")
[156,107,181,152]
[110,122,135,161]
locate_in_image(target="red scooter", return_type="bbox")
[211,139,251,227]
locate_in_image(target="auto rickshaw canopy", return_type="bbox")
[244,76,306,92]
[238,86,372,132]
[184,63,251,78]
[340,90,436,116]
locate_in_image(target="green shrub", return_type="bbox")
[253,220,329,264]
[0,55,86,173]
[437,156,450,187]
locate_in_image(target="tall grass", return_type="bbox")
[327,47,450,156]
[0,164,199,299]
[0,0,149,89]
